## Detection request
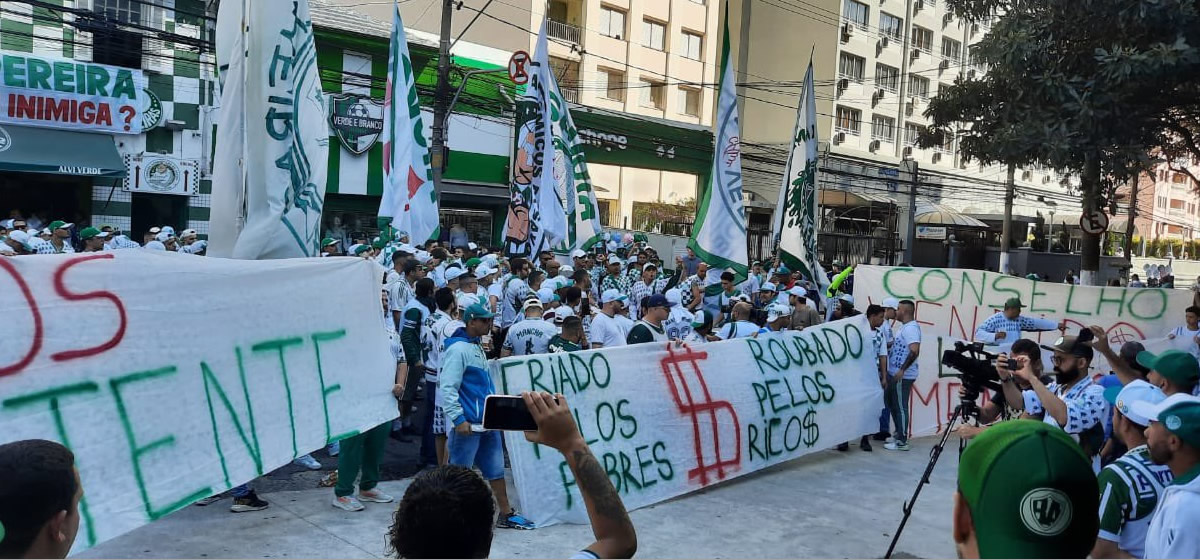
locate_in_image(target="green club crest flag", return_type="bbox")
[688,9,748,284]
[774,62,829,292]
[380,0,438,244]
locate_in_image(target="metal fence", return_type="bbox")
[548,20,582,44]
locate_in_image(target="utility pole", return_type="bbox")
[903,158,918,264]
[430,0,455,191]
[999,163,1015,274]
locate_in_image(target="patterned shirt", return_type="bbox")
[628,278,668,317]
[679,275,703,309]
[500,276,531,328]
[974,312,1058,345]
[599,273,629,295]
[1025,377,1109,435]
[1097,445,1174,557]
[30,238,59,254]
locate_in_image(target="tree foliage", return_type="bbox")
[922,0,1200,277]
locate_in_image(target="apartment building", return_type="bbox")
[728,0,1078,241]
[1122,160,1200,245]
[346,0,724,231]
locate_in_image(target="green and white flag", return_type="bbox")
[548,61,603,254]
[689,12,748,284]
[210,0,328,259]
[503,20,569,257]
[774,62,829,292]
[380,0,438,244]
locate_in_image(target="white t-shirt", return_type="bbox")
[503,318,558,356]
[614,314,635,337]
[589,312,626,348]
[717,320,760,340]
[664,307,695,341]
[682,331,710,345]
[1168,325,1200,361]
[888,321,922,380]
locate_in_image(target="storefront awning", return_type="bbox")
[0,124,125,178]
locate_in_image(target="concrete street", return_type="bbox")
[78,435,959,559]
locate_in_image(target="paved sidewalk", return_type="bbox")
[78,436,958,559]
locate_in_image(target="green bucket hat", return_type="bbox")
[957,420,1098,559]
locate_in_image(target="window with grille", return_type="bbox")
[642,19,665,50]
[681,32,703,60]
[599,6,627,39]
[839,53,866,83]
[88,0,163,27]
[909,75,931,99]
[836,106,862,135]
[911,26,934,52]
[941,37,961,63]
[879,12,904,41]
[843,0,869,28]
[872,115,896,141]
[875,63,900,92]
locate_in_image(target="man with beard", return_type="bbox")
[1091,380,1172,558]
[1010,335,1109,468]
[1132,393,1200,559]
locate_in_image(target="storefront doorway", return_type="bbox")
[131,192,190,241]
[0,171,93,229]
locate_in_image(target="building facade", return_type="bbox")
[1126,161,1200,246]
[0,0,214,242]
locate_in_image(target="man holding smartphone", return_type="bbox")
[439,303,536,530]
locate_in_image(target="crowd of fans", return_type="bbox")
[0,217,207,256]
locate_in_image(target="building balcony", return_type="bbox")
[548,20,582,44]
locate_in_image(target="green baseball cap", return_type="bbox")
[1131,394,1200,448]
[321,237,339,248]
[48,220,73,231]
[371,238,387,249]
[957,420,1098,559]
[1137,350,1200,386]
[463,303,495,322]
[1004,297,1024,309]
[464,257,482,269]
[78,226,105,240]
[352,244,370,256]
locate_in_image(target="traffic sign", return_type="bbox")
[1079,209,1109,235]
[508,50,530,85]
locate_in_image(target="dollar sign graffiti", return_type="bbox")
[802,407,820,448]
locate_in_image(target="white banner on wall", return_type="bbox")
[853,265,1192,437]
[0,51,153,134]
[495,315,882,527]
[0,252,398,551]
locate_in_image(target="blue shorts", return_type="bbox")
[447,428,505,480]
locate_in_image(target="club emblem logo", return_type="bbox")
[1020,488,1072,536]
[328,94,384,155]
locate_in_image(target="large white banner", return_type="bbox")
[209,0,329,259]
[0,252,398,550]
[853,265,1191,437]
[497,316,881,526]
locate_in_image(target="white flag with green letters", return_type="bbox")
[688,12,748,284]
[774,62,829,292]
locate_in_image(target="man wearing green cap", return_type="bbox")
[1136,349,1200,397]
[46,221,75,254]
[320,237,340,257]
[974,297,1065,348]
[78,227,109,252]
[1134,393,1200,558]
[1092,380,1173,558]
[953,420,1099,558]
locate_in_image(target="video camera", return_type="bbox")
[940,342,1007,420]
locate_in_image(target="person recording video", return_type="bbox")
[956,339,1045,439]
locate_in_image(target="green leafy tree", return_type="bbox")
[924,0,1200,283]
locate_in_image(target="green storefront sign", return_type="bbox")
[571,109,712,176]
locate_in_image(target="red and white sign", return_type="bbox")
[0,51,152,134]
[508,50,530,85]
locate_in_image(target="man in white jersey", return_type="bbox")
[1092,380,1172,558]
[1133,393,1200,559]
[501,298,558,356]
[1166,305,1200,363]
[590,289,629,349]
[419,288,457,468]
[716,302,760,340]
[662,288,695,342]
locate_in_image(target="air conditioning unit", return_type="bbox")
[943,13,954,26]
[966,69,977,79]
[939,59,950,71]
[869,139,881,152]
[1043,175,1052,184]
[141,38,173,75]
[841,23,854,42]
[910,48,921,61]
[875,88,887,99]
[905,99,916,116]
[914,0,924,12]
[837,78,850,94]
[834,132,847,145]
[903,146,914,157]
[877,36,889,50]
[932,152,942,163]
[1022,170,1033,180]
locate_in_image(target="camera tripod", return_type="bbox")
[883,403,972,559]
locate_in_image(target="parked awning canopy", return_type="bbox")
[0,124,125,178]
[915,203,990,228]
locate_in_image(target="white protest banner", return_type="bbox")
[0,51,153,134]
[495,316,881,526]
[853,265,1191,437]
[0,252,397,550]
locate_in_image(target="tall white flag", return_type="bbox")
[210,0,329,259]
[503,21,569,258]
[775,62,829,292]
[380,0,438,244]
[689,11,748,283]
